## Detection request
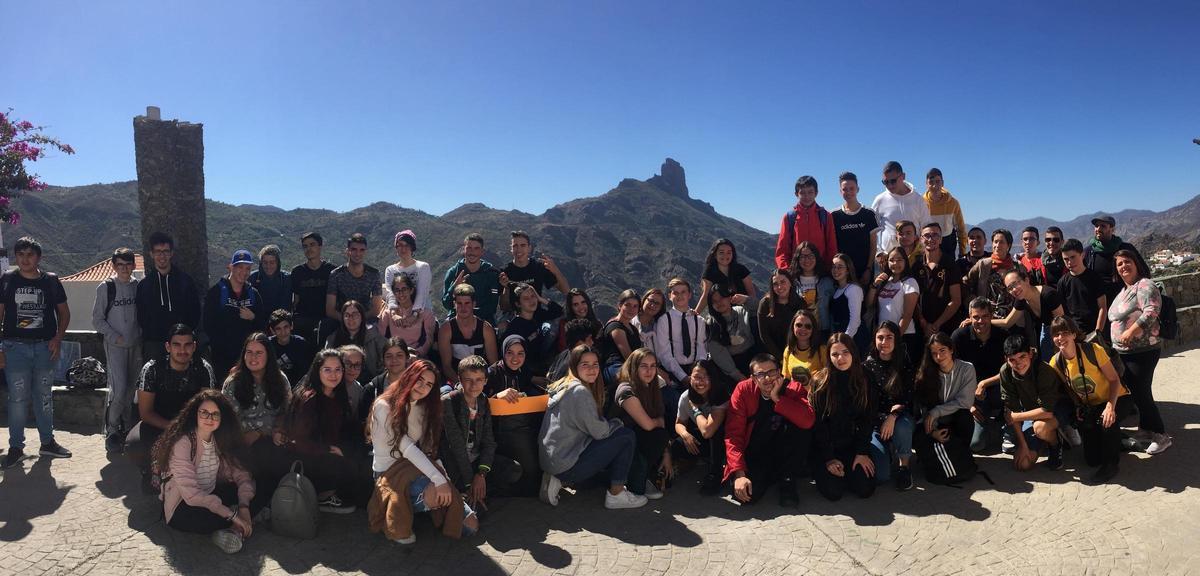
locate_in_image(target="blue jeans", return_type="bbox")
[556,426,636,487]
[5,340,56,449]
[408,476,476,537]
[869,412,915,483]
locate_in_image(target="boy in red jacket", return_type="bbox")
[724,353,815,507]
[775,175,839,270]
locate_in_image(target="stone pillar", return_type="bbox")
[133,106,209,286]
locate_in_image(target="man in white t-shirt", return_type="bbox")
[871,161,932,257]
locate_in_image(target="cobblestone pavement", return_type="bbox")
[4,347,1200,576]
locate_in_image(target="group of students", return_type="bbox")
[0,159,1173,554]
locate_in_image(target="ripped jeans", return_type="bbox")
[5,340,56,449]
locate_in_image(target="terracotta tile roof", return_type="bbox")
[61,253,146,283]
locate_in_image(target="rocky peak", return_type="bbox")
[647,158,689,199]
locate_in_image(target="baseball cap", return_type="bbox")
[230,249,254,266]
[1091,214,1116,227]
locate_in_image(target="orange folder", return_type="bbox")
[488,395,549,416]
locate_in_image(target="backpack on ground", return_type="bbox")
[271,460,319,539]
[1154,281,1179,340]
[66,357,107,389]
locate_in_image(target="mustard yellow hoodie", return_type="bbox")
[923,187,968,255]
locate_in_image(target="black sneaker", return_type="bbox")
[318,494,356,514]
[1,448,24,469]
[1045,442,1064,471]
[105,433,125,454]
[39,442,72,459]
[894,467,914,491]
[778,479,799,508]
[699,472,722,496]
[1089,463,1119,485]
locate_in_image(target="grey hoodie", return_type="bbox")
[538,381,623,475]
[92,276,140,348]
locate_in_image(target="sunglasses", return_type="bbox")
[882,177,900,186]
[1045,237,1062,243]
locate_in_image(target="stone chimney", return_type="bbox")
[133,107,210,287]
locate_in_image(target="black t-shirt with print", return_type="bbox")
[1,271,68,341]
[831,207,879,277]
[291,261,335,319]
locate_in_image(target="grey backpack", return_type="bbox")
[271,460,318,539]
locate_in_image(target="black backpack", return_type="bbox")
[1154,281,1179,340]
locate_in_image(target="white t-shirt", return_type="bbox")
[877,277,920,334]
[383,260,433,311]
[871,182,932,254]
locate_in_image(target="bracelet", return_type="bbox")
[477,464,491,476]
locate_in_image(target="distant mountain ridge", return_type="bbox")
[14,159,775,317]
[11,160,1198,316]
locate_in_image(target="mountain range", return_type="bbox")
[11,159,1198,317]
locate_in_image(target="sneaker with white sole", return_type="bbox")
[604,489,648,509]
[1062,425,1083,448]
[540,472,562,506]
[390,534,417,545]
[1001,437,1016,454]
[1146,433,1173,455]
[211,529,243,554]
[318,494,356,514]
[643,480,663,500]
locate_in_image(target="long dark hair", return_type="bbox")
[702,238,740,280]
[885,246,913,281]
[706,284,736,347]
[765,268,798,318]
[374,359,443,455]
[868,321,909,401]
[790,240,828,277]
[615,347,665,418]
[290,349,352,427]
[641,288,667,323]
[228,332,289,410]
[564,288,599,323]
[914,332,955,407]
[809,333,870,418]
[686,358,730,407]
[330,300,367,347]
[152,389,246,476]
[785,309,821,362]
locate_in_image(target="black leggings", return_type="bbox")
[669,422,725,476]
[1120,349,1164,434]
[743,424,811,503]
[167,482,265,534]
[813,448,876,501]
[1080,395,1135,468]
[627,427,669,494]
[494,414,543,497]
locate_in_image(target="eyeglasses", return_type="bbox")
[1045,237,1062,243]
[797,253,816,261]
[344,362,363,370]
[752,369,781,381]
[882,177,900,186]
[198,409,221,421]
[921,233,940,239]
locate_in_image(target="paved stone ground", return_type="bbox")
[4,347,1200,576]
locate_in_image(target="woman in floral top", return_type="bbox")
[1107,250,1170,455]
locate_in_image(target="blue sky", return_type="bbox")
[6,1,1199,233]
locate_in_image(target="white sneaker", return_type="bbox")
[1062,425,1083,448]
[1147,433,1173,455]
[390,534,417,545]
[604,489,648,509]
[540,472,562,507]
[643,480,664,500]
[211,529,243,554]
[1001,438,1016,454]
